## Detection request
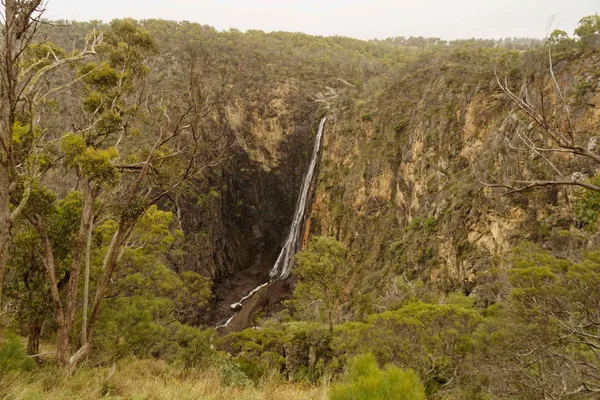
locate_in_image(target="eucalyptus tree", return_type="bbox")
[293,236,348,331]
[0,0,101,306]
[22,18,229,370]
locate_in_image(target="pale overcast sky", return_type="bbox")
[44,0,599,40]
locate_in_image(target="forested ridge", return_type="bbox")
[1,2,600,399]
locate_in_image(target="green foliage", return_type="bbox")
[574,174,600,230]
[295,237,347,284]
[406,216,437,233]
[94,206,212,363]
[0,334,35,388]
[213,355,252,387]
[285,322,332,382]
[574,14,600,52]
[575,14,600,36]
[387,215,439,275]
[7,188,83,343]
[12,122,38,163]
[173,325,216,369]
[130,205,178,253]
[79,147,120,184]
[61,134,86,164]
[472,243,600,398]
[331,354,425,400]
[176,271,213,325]
[293,237,348,328]
[333,299,481,395]
[361,112,373,122]
[548,29,578,60]
[97,295,172,359]
[79,62,119,90]
[23,181,58,218]
[82,91,103,113]
[226,321,331,383]
[61,134,121,185]
[22,41,66,71]
[226,326,287,382]
[102,18,158,67]
[549,29,569,44]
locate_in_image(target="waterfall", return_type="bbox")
[217,117,326,329]
[216,314,236,330]
[269,116,326,279]
[230,282,269,310]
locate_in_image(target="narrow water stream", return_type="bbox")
[217,117,327,329]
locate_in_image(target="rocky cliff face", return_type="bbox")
[175,81,322,324]
[307,52,600,315]
[33,18,600,335]
[190,49,600,327]
[176,45,600,328]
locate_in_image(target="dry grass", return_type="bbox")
[2,359,329,400]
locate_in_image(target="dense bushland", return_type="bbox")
[1,3,600,398]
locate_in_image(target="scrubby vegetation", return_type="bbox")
[5,239,600,398]
[1,1,600,399]
[330,354,425,400]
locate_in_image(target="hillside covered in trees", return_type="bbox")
[1,1,600,399]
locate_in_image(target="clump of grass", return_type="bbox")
[4,358,329,400]
[0,334,36,396]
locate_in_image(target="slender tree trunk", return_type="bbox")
[81,216,93,344]
[66,225,129,370]
[56,180,95,368]
[32,183,125,371]
[87,226,128,339]
[65,181,94,327]
[32,213,68,367]
[55,320,71,367]
[0,0,17,309]
[0,165,10,308]
[27,311,44,363]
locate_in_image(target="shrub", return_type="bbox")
[331,353,425,400]
[361,112,373,121]
[574,173,600,231]
[332,301,481,395]
[226,325,287,382]
[0,334,35,390]
[175,325,216,369]
[575,81,592,99]
[213,354,252,387]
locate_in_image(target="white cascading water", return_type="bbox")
[269,116,326,279]
[229,282,269,310]
[217,117,327,329]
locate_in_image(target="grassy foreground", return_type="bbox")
[2,358,329,400]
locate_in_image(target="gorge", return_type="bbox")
[1,9,600,399]
[216,117,327,330]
